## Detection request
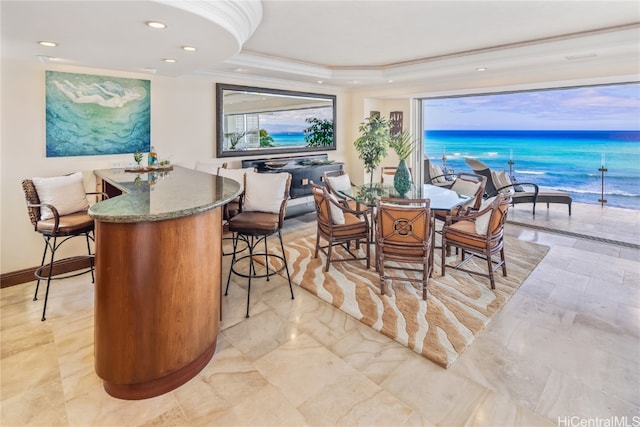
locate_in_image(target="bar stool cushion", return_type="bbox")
[36,211,94,233]
[228,211,280,233]
[32,172,89,219]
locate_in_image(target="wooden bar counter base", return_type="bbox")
[90,167,241,400]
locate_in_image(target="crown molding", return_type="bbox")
[154,0,263,47]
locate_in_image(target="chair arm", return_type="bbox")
[27,201,61,230]
[495,182,539,196]
[444,202,494,225]
[327,195,370,217]
[426,173,456,186]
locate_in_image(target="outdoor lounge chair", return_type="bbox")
[424,158,456,187]
[465,158,572,216]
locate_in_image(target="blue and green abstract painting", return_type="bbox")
[45,71,150,157]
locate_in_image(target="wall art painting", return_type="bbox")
[45,71,150,157]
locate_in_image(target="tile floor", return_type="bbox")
[1,202,638,426]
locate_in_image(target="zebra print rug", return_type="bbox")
[267,234,548,368]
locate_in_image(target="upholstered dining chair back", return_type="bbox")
[309,181,370,272]
[323,169,370,213]
[448,172,487,210]
[375,197,433,300]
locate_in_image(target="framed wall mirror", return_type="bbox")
[216,83,336,158]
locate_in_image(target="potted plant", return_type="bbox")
[354,115,392,186]
[389,130,417,195]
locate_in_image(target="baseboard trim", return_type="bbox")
[1,257,92,289]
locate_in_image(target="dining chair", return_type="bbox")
[323,169,371,213]
[309,181,371,272]
[224,171,294,317]
[22,172,106,321]
[433,172,487,220]
[375,197,433,300]
[441,193,511,289]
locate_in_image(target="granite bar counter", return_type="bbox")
[89,166,241,400]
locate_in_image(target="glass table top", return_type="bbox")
[339,183,473,211]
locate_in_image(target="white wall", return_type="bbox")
[0,60,352,274]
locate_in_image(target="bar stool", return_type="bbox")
[225,171,294,317]
[22,173,105,320]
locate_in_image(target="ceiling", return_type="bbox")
[2,0,639,94]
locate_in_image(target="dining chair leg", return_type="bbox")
[484,249,497,290]
[441,239,447,277]
[325,239,333,272]
[500,247,507,276]
[314,230,320,259]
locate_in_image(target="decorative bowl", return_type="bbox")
[264,161,288,169]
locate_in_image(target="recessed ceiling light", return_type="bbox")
[387,80,393,83]
[163,58,176,63]
[38,41,57,47]
[146,21,167,29]
[182,46,197,52]
[317,80,323,84]
[476,67,487,72]
[235,68,247,72]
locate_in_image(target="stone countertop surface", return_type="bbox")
[89,166,242,223]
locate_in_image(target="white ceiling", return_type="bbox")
[2,0,639,94]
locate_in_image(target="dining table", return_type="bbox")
[338,182,474,270]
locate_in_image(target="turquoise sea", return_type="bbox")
[269,130,640,210]
[424,130,640,210]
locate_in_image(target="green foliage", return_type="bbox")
[304,117,334,147]
[389,130,416,160]
[259,129,275,147]
[353,115,392,182]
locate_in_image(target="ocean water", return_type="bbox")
[424,130,640,210]
[270,133,307,146]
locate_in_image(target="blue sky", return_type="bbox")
[423,82,640,131]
